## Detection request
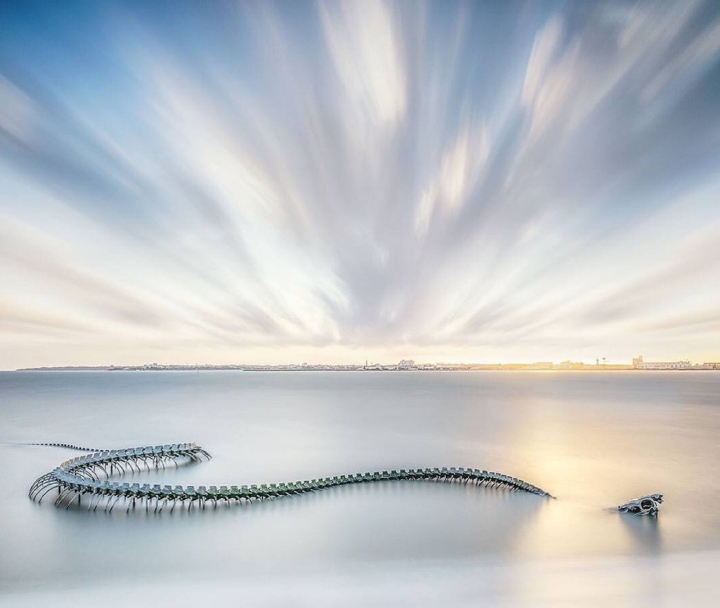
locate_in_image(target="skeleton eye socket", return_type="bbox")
[640,500,654,510]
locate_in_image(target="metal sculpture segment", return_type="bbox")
[28,443,554,513]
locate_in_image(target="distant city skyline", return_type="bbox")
[16,354,720,373]
[2,1,720,370]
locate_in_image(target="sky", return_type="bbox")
[1,0,720,369]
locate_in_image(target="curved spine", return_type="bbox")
[26,442,104,452]
[28,443,554,512]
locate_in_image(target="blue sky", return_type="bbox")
[1,0,720,368]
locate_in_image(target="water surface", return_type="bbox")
[1,371,719,606]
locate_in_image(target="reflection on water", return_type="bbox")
[1,371,719,604]
[619,511,663,554]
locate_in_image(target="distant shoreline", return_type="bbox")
[12,366,720,372]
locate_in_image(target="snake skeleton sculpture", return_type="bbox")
[27,443,662,515]
[28,442,556,513]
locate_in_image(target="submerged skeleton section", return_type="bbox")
[29,443,553,513]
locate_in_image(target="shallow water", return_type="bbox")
[1,371,719,605]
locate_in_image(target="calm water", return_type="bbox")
[1,371,719,606]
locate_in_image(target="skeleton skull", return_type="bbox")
[617,493,663,516]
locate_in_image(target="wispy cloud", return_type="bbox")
[1,0,720,367]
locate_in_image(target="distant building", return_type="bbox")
[527,362,554,370]
[436,363,465,369]
[397,359,416,370]
[558,360,585,370]
[417,363,437,370]
[637,360,692,370]
[632,356,643,369]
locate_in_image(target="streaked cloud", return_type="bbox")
[1,0,719,368]
[320,0,407,126]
